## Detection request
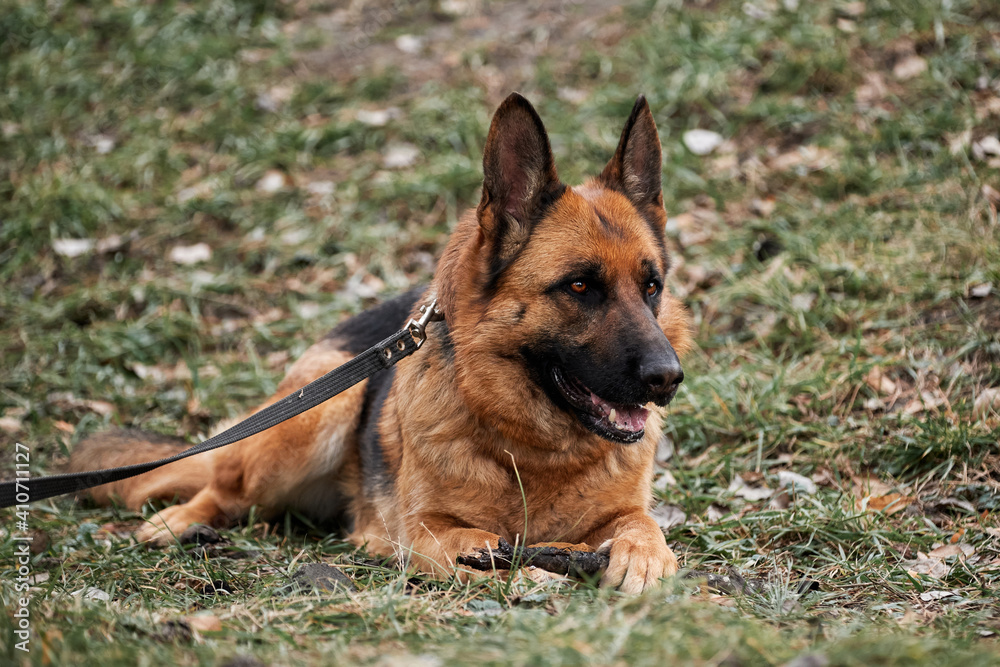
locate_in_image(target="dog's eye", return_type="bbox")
[570,281,588,294]
[646,281,658,297]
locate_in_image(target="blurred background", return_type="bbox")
[1,1,1000,660]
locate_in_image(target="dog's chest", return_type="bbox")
[495,470,631,543]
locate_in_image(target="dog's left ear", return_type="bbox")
[600,95,663,210]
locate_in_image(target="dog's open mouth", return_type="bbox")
[551,366,648,443]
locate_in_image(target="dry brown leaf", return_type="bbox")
[650,504,687,531]
[706,595,736,607]
[791,292,816,311]
[728,474,774,502]
[52,238,95,258]
[705,503,728,522]
[176,178,219,203]
[95,233,134,254]
[184,614,222,633]
[655,434,675,466]
[169,243,212,265]
[893,55,928,80]
[47,392,114,417]
[864,397,885,411]
[948,130,972,155]
[974,136,1000,160]
[855,72,887,109]
[903,389,948,416]
[709,152,739,178]
[865,366,897,396]
[778,470,817,495]
[185,396,208,418]
[0,416,23,435]
[53,420,75,434]
[653,470,677,491]
[266,350,292,370]
[904,542,976,581]
[682,129,724,156]
[852,474,893,498]
[256,84,294,112]
[841,1,866,16]
[557,87,589,105]
[973,387,1000,420]
[903,551,951,579]
[907,558,949,579]
[668,211,715,248]
[128,362,174,384]
[969,283,993,298]
[975,96,1000,121]
[811,466,836,487]
[927,543,974,560]
[750,197,776,217]
[919,590,953,602]
[770,146,836,172]
[383,143,421,169]
[858,493,913,515]
[769,489,792,510]
[522,567,568,585]
[255,169,292,193]
[982,184,1000,207]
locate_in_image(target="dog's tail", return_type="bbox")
[67,429,213,510]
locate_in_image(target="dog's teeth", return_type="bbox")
[609,408,617,425]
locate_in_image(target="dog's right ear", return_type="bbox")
[478,93,561,261]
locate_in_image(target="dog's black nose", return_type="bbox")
[640,358,684,394]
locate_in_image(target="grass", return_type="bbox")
[2,0,1000,663]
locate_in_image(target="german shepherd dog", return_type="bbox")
[69,93,693,594]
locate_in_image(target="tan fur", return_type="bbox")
[68,430,210,507]
[69,95,694,594]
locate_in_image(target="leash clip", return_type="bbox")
[407,299,444,348]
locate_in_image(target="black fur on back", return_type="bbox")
[357,365,396,495]
[324,286,427,354]
[325,286,428,495]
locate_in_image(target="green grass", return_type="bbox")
[2,0,1000,663]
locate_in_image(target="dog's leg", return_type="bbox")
[133,428,293,545]
[584,510,678,594]
[136,342,366,545]
[134,485,234,544]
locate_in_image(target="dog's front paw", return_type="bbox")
[135,504,205,546]
[135,515,179,546]
[407,526,504,580]
[598,525,678,594]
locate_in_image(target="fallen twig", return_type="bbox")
[456,539,608,577]
[456,540,778,595]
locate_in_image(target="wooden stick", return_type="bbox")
[456,540,771,594]
[456,539,608,577]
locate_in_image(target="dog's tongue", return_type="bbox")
[589,391,648,433]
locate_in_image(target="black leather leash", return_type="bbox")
[0,300,443,509]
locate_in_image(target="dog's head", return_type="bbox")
[437,93,693,446]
